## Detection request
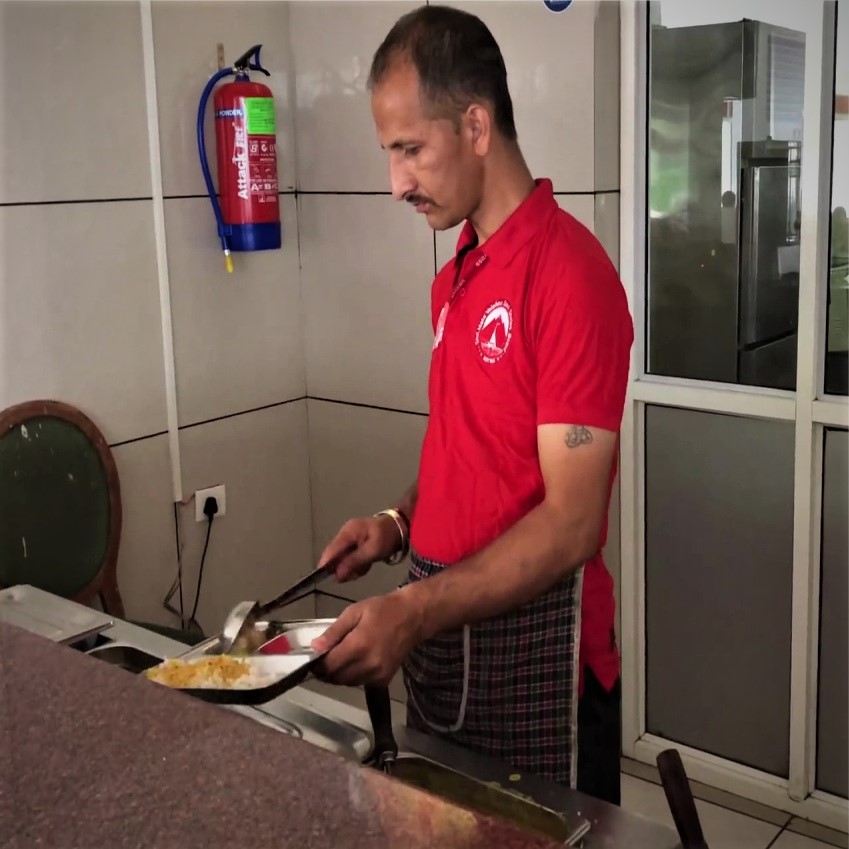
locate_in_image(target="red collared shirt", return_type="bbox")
[411,179,633,693]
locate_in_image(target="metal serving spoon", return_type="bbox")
[218,543,357,655]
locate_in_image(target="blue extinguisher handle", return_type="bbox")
[197,66,234,254]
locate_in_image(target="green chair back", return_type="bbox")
[0,401,123,614]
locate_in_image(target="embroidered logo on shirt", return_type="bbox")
[433,302,449,350]
[475,300,513,363]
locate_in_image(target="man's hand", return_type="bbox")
[311,589,423,685]
[318,515,401,582]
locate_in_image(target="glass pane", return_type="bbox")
[825,4,848,395]
[646,3,825,390]
[644,405,795,776]
[817,428,848,797]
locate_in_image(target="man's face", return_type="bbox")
[371,61,484,231]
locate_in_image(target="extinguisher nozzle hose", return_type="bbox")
[197,66,235,261]
[224,252,234,274]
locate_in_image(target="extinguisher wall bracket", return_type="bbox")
[234,44,270,77]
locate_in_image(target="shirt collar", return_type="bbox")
[453,178,557,269]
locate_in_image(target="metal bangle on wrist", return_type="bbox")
[374,507,410,565]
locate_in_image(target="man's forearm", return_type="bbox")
[396,480,418,523]
[399,499,598,642]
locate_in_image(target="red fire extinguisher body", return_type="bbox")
[213,78,280,248]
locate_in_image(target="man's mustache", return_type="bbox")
[406,194,435,206]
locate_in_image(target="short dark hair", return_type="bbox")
[368,5,518,142]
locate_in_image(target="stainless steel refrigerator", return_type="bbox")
[648,19,806,391]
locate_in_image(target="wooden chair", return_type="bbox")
[0,399,200,644]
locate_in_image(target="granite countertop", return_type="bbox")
[0,622,562,849]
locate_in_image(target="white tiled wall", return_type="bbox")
[428,1,617,192]
[0,201,168,446]
[0,0,151,203]
[593,0,621,192]
[307,399,428,601]
[165,194,304,427]
[2,0,622,639]
[113,435,180,628]
[151,0,297,195]
[177,402,313,634]
[0,0,308,628]
[289,1,421,192]
[595,192,621,269]
[298,194,433,413]
[151,0,308,625]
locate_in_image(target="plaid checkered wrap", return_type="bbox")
[402,550,583,786]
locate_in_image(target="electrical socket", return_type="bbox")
[195,484,226,522]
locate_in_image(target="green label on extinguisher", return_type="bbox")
[244,97,276,135]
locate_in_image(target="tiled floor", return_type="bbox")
[623,773,779,848]
[621,767,848,849]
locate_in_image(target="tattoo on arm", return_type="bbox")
[565,425,593,448]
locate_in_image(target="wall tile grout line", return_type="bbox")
[0,190,301,208]
[109,430,170,449]
[295,190,620,197]
[303,392,319,568]
[111,399,309,449]
[177,397,308,432]
[0,189,619,208]
[307,395,428,418]
[0,197,154,207]
[107,395,425,450]
[763,822,792,849]
[295,190,393,196]
[316,589,362,605]
[552,189,613,196]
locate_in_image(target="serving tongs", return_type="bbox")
[219,543,357,655]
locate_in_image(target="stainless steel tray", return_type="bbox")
[143,618,335,706]
[0,585,114,645]
[385,756,591,846]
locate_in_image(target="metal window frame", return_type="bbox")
[619,0,847,828]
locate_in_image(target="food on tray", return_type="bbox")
[145,655,259,689]
[144,652,311,691]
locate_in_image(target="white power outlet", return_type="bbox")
[195,484,226,522]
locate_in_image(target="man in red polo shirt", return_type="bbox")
[312,5,633,804]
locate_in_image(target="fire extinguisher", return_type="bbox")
[197,44,281,273]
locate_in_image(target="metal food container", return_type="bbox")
[143,618,335,706]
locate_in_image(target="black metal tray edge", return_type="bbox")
[147,617,336,706]
[175,653,325,705]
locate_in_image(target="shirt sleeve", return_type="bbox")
[529,255,634,431]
